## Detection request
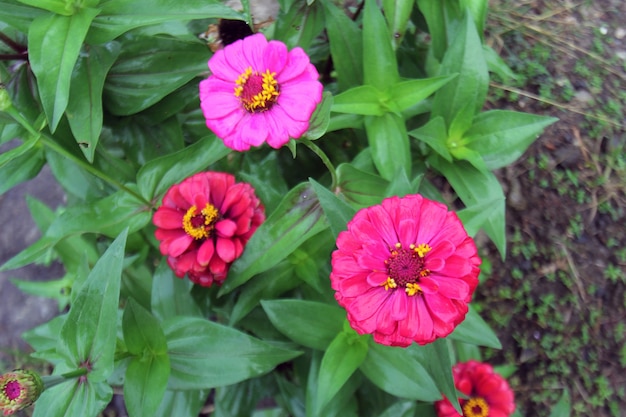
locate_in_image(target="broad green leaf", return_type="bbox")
[448,101,474,142]
[22,314,67,356]
[336,163,388,209]
[309,178,355,239]
[123,298,168,355]
[28,7,99,132]
[229,262,299,325]
[44,147,106,201]
[66,42,121,162]
[239,152,289,215]
[124,354,170,417]
[16,0,73,15]
[0,136,45,195]
[103,35,209,116]
[32,378,112,417]
[377,401,421,417]
[549,388,571,417]
[461,0,488,36]
[164,316,301,390]
[213,377,271,417]
[449,305,501,348]
[448,145,488,173]
[219,182,328,295]
[0,1,46,33]
[4,60,41,124]
[87,0,243,43]
[155,389,210,417]
[416,0,447,61]
[273,0,324,51]
[360,341,440,401]
[383,0,414,49]
[363,0,399,90]
[331,85,385,116]
[137,134,230,201]
[390,75,456,112]
[324,0,363,90]
[151,260,202,322]
[456,198,502,237]
[483,44,519,82]
[57,229,127,382]
[10,275,72,306]
[365,113,410,181]
[261,299,345,351]
[465,110,558,170]
[408,116,451,161]
[431,11,488,127]
[430,158,506,258]
[315,331,368,414]
[409,340,461,414]
[305,92,333,140]
[383,168,418,198]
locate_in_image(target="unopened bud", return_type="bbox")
[0,370,44,416]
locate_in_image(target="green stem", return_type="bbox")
[41,368,89,390]
[6,107,152,207]
[300,138,338,190]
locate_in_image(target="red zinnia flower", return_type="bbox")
[0,370,43,416]
[153,172,265,287]
[330,194,480,347]
[199,32,323,151]
[435,360,516,417]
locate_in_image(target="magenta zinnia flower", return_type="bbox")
[0,370,43,416]
[330,194,480,347]
[435,360,516,417]
[153,171,265,287]
[199,32,323,151]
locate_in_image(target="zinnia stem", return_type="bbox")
[4,106,152,207]
[300,138,338,190]
[41,368,89,390]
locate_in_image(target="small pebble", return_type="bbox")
[616,27,626,39]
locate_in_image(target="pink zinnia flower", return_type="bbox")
[153,171,265,287]
[330,194,480,347]
[0,370,43,416]
[435,360,516,417]
[199,33,323,151]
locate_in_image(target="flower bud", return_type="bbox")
[0,370,44,416]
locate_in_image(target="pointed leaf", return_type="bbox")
[273,0,324,50]
[383,0,414,49]
[16,0,73,15]
[151,260,202,322]
[331,85,385,116]
[449,305,501,348]
[124,354,170,417]
[309,178,355,239]
[365,113,410,180]
[304,92,333,140]
[123,298,168,355]
[0,137,45,195]
[32,379,112,417]
[261,299,345,351]
[154,389,210,417]
[390,74,457,112]
[28,7,100,131]
[219,182,328,295]
[409,116,451,161]
[67,42,121,162]
[324,1,363,90]
[164,316,301,390]
[416,0,447,60]
[363,0,399,90]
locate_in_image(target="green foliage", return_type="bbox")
[0,0,556,415]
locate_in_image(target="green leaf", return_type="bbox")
[549,388,571,417]
[87,0,243,43]
[456,198,502,237]
[273,0,324,51]
[410,340,461,414]
[449,305,501,348]
[465,110,558,170]
[431,11,488,127]
[390,75,456,112]
[44,146,106,201]
[22,314,67,357]
[103,35,209,116]
[0,1,46,33]
[430,158,506,258]
[416,0,447,61]
[331,85,385,116]
[383,0,414,49]
[377,401,421,417]
[408,116,452,161]
[28,7,100,132]
[483,44,519,82]
[32,379,112,417]
[336,163,388,209]
[137,135,230,201]
[261,299,345,350]
[151,260,202,322]
[57,228,127,382]
[123,298,168,355]
[16,0,74,15]
[383,169,419,199]
[66,42,121,162]
[315,331,368,414]
[363,0,399,90]
[323,0,363,90]
[461,0,488,35]
[218,182,328,295]
[304,92,333,140]
[124,354,170,417]
[164,316,301,390]
[365,113,410,181]
[154,389,210,417]
[309,178,355,239]
[0,137,45,195]
[359,341,440,401]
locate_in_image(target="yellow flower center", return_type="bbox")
[234,66,280,112]
[182,203,219,240]
[462,397,490,417]
[381,242,431,296]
